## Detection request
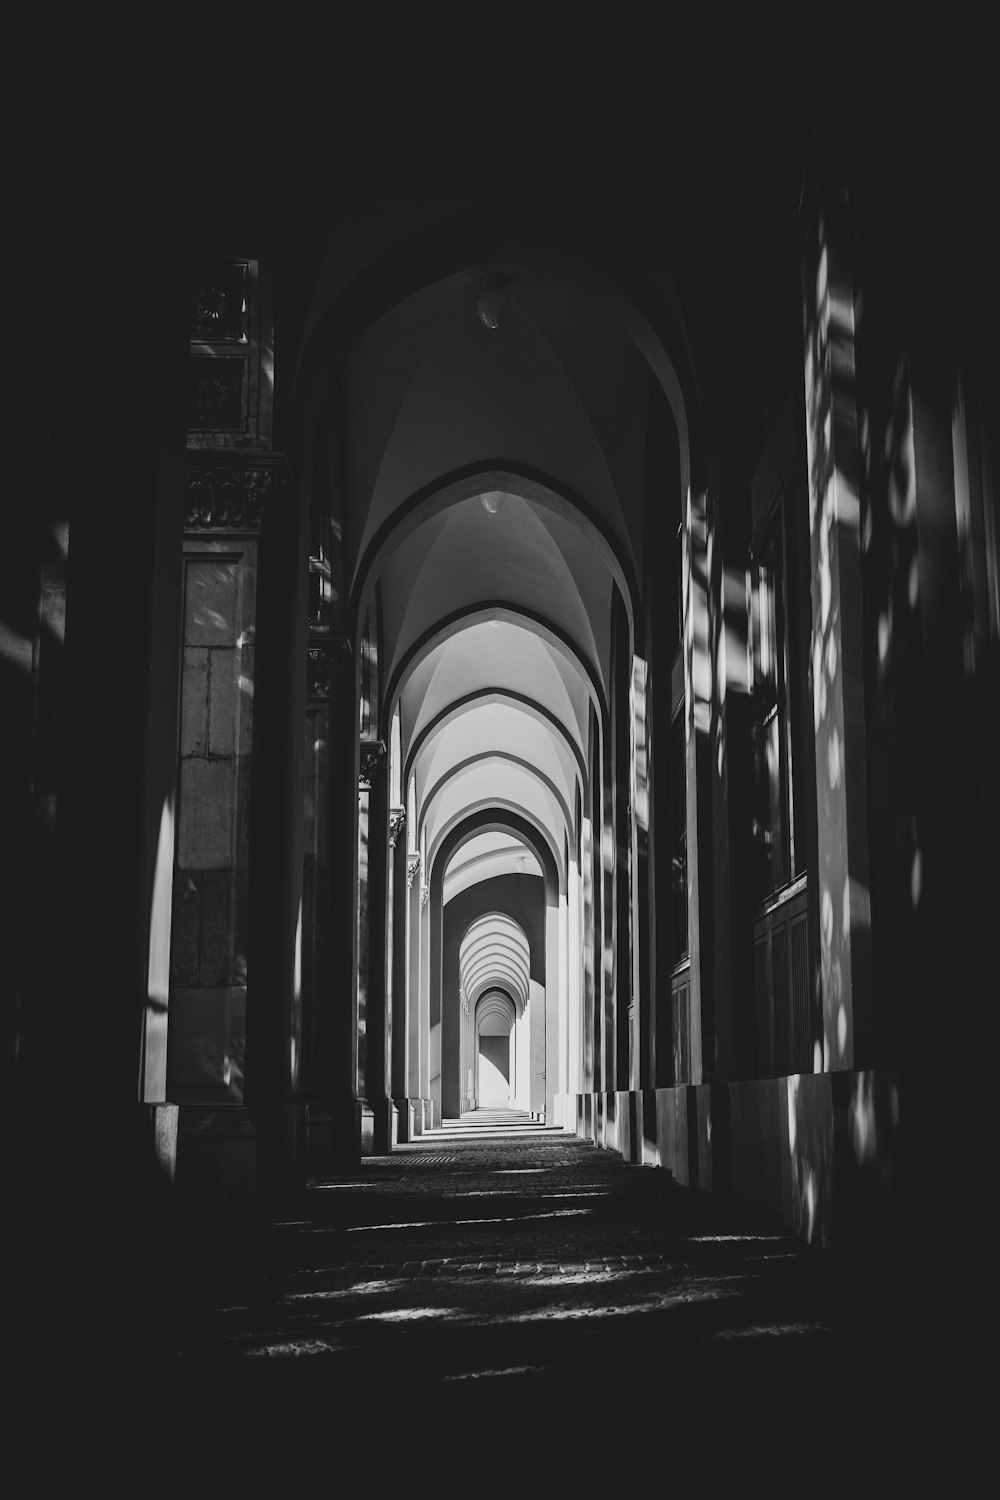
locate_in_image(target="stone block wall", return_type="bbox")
[168,542,256,1103]
[560,1068,914,1255]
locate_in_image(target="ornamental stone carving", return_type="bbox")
[419,882,430,910]
[406,852,421,888]
[358,739,387,789]
[191,264,247,344]
[184,457,287,531]
[307,639,353,697]
[388,806,406,848]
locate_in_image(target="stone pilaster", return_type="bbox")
[682,485,715,1083]
[169,455,293,1198]
[390,812,409,1124]
[801,169,873,1072]
[302,637,353,1172]
[357,739,388,1152]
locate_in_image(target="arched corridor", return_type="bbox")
[4,37,999,1401]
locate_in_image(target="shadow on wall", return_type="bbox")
[571,1066,905,1257]
[784,1070,902,1251]
[1,396,71,1107]
[479,1033,510,1104]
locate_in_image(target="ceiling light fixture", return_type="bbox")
[480,490,505,515]
[476,274,509,330]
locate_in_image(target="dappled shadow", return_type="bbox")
[127,1127,891,1380]
[1,378,71,1109]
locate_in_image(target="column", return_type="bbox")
[389,804,408,1139]
[300,640,353,1169]
[581,807,595,1102]
[611,587,632,1091]
[801,169,873,1071]
[356,739,387,1153]
[173,458,295,1195]
[544,894,561,1121]
[682,485,714,1083]
[406,849,422,1129]
[567,821,582,1098]
[419,875,432,1124]
[558,880,570,1108]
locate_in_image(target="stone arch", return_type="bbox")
[431,809,560,1122]
[405,689,588,794]
[386,602,607,733]
[421,753,576,852]
[290,197,702,502]
[474,989,518,1109]
[350,461,641,647]
[430,804,562,902]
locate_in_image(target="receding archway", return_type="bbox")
[473,990,518,1109]
[432,810,558,1123]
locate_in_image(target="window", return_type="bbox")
[749,492,802,904]
[187,257,272,451]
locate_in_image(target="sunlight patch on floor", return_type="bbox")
[710,1322,834,1339]
[356,1306,450,1323]
[283,1278,406,1302]
[244,1339,345,1357]
[336,1207,595,1232]
[690,1234,790,1243]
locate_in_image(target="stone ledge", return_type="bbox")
[184,453,289,532]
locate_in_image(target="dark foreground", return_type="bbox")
[121,1110,972,1398]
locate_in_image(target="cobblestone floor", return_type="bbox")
[125,1110,942,1392]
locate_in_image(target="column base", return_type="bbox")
[175,1106,258,1204]
[305,1103,334,1175]
[305,1098,368,1172]
[392,1097,414,1143]
[371,1096,393,1155]
[359,1099,376,1156]
[135,1103,179,1190]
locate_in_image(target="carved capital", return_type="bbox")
[388,806,406,848]
[419,882,430,910]
[184,456,288,531]
[358,739,387,789]
[406,852,422,889]
[307,639,353,698]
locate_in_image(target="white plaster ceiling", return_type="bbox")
[442,832,543,905]
[459,913,531,1013]
[400,619,592,764]
[425,760,567,875]
[379,492,610,696]
[339,258,653,912]
[413,702,579,821]
[343,268,651,585]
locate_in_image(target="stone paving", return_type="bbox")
[124,1109,941,1390]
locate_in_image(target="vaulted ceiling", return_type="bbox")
[296,131,692,1005]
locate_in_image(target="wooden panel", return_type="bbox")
[670,966,690,1084]
[750,387,796,539]
[169,540,257,1104]
[753,935,770,1076]
[752,877,810,1078]
[790,913,810,1071]
[772,924,790,1075]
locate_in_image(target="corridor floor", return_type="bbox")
[126,1109,945,1391]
